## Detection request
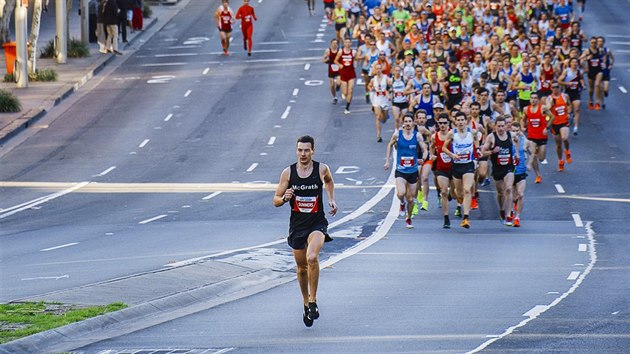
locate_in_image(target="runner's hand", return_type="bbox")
[328,200,338,216]
[384,161,390,170]
[284,188,294,202]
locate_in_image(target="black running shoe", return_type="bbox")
[303,305,313,327]
[308,302,319,320]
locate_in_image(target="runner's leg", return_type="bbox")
[306,231,325,303]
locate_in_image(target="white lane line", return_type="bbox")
[259,41,289,45]
[164,113,173,122]
[41,242,79,252]
[546,292,560,295]
[246,163,258,172]
[202,68,210,75]
[141,62,187,67]
[572,213,584,227]
[292,88,299,96]
[555,184,565,194]
[523,305,548,318]
[155,53,199,57]
[579,244,588,252]
[0,182,90,219]
[612,311,620,315]
[567,271,581,280]
[139,139,150,148]
[184,90,192,97]
[139,214,168,224]
[619,86,628,94]
[212,348,236,354]
[21,274,69,281]
[467,221,598,354]
[281,106,291,119]
[267,136,276,145]
[93,166,116,177]
[304,63,310,70]
[165,169,397,268]
[202,191,222,200]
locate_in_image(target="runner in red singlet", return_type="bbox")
[214,0,234,56]
[334,38,357,114]
[546,82,573,172]
[431,113,454,228]
[521,92,552,184]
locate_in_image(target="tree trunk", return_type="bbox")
[66,0,71,41]
[0,0,16,44]
[28,0,43,73]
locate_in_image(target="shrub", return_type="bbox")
[40,38,90,59]
[0,89,21,112]
[29,68,58,81]
[143,3,152,18]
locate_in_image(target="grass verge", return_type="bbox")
[0,301,127,344]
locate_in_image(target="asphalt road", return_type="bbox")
[0,0,628,353]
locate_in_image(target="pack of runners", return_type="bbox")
[321,0,614,229]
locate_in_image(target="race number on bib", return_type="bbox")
[400,156,416,167]
[293,196,319,213]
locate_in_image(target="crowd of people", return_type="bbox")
[320,0,614,229]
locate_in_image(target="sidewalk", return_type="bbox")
[0,1,170,145]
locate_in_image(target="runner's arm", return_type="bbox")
[384,133,398,170]
[273,168,292,207]
[321,164,338,216]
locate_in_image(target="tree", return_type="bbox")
[0,0,17,44]
[28,0,43,72]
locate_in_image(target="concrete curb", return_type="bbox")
[0,269,295,354]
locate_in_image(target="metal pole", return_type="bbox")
[55,0,67,63]
[15,0,28,88]
[80,0,88,44]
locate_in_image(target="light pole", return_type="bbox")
[15,0,28,87]
[55,0,67,63]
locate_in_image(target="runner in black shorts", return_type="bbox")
[274,135,338,327]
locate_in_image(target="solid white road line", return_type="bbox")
[267,136,276,145]
[619,86,628,94]
[523,305,548,318]
[93,166,116,177]
[202,191,222,200]
[139,215,168,224]
[572,213,584,227]
[41,242,79,252]
[139,139,150,148]
[21,274,69,281]
[0,182,90,219]
[202,68,210,75]
[555,184,565,194]
[246,163,258,172]
[567,271,581,280]
[184,90,192,97]
[164,113,173,122]
[579,244,588,252]
[281,106,291,119]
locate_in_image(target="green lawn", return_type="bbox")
[0,302,127,344]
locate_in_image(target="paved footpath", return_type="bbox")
[0,1,186,145]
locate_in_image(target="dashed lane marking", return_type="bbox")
[41,242,79,252]
[93,166,116,177]
[202,67,210,75]
[292,88,299,96]
[164,113,173,122]
[139,214,168,224]
[139,139,150,148]
[304,63,310,70]
[184,89,192,97]
[555,184,565,194]
[619,86,628,94]
[202,191,222,200]
[246,163,258,172]
[267,136,276,145]
[579,244,588,252]
[572,213,584,227]
[281,106,291,119]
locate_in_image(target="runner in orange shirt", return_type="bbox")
[546,82,573,172]
[235,0,257,56]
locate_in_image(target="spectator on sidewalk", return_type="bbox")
[96,0,107,53]
[116,0,129,43]
[103,0,122,55]
[132,0,143,31]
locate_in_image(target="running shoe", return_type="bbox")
[471,197,479,210]
[377,137,383,143]
[460,218,470,229]
[513,217,521,227]
[503,219,513,227]
[365,94,370,104]
[406,218,413,229]
[454,206,462,217]
[421,200,429,211]
[344,109,351,114]
[307,302,319,320]
[341,93,346,100]
[412,202,418,217]
[303,305,313,327]
[333,97,338,104]
[595,103,601,110]
[399,202,406,217]
[573,127,578,136]
[588,102,594,110]
[247,52,251,57]
[558,159,565,172]
[566,150,572,164]
[535,175,542,184]
[602,104,606,109]
[443,216,451,229]
[480,178,491,187]
[417,190,424,204]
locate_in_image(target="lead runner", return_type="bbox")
[273,135,338,327]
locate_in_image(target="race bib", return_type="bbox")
[400,156,416,167]
[531,118,540,128]
[498,147,511,165]
[294,196,319,213]
[331,64,339,72]
[440,152,452,163]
